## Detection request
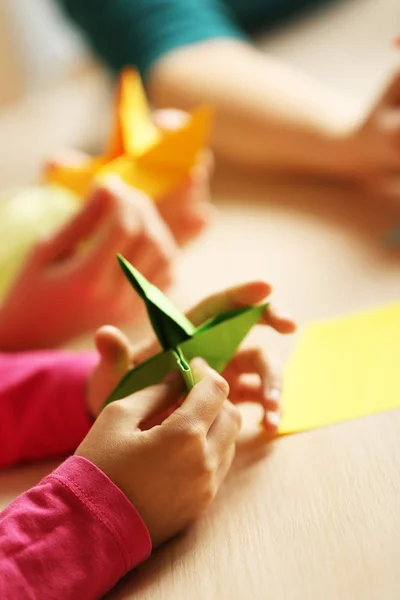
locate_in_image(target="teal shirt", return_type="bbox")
[58,0,334,79]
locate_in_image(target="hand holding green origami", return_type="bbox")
[101,255,296,432]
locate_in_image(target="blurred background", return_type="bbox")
[0,0,398,186]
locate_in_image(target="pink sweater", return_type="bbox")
[0,351,152,599]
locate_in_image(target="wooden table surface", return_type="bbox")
[1,167,400,599]
[1,6,400,588]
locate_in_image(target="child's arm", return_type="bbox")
[0,350,97,468]
[0,456,151,599]
[0,321,136,468]
[0,361,239,598]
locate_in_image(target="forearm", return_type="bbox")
[0,351,97,468]
[149,39,360,178]
[0,457,151,599]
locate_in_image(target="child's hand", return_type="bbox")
[86,326,134,419]
[153,109,214,246]
[77,359,240,548]
[129,281,296,435]
[346,71,400,199]
[48,108,213,247]
[0,177,177,350]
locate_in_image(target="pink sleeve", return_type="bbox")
[0,350,98,468]
[0,456,152,599]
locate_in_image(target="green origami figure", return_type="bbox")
[104,255,268,406]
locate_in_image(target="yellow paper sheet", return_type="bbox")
[45,69,212,201]
[280,301,400,434]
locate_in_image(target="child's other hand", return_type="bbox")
[134,281,296,435]
[76,359,240,548]
[0,178,177,350]
[48,109,213,247]
[153,109,214,246]
[347,71,400,200]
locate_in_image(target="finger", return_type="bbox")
[261,409,281,435]
[157,184,212,246]
[187,281,272,326]
[170,358,229,432]
[34,186,107,264]
[216,444,236,488]
[78,177,148,276]
[152,108,189,131]
[45,148,91,171]
[124,230,175,279]
[150,263,174,292]
[260,305,296,334]
[223,347,269,390]
[117,180,178,275]
[94,325,134,373]
[114,235,154,284]
[207,400,241,457]
[228,382,280,412]
[117,371,184,427]
[224,348,281,410]
[111,254,174,323]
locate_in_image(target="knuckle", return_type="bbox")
[225,401,242,430]
[208,371,230,398]
[102,399,130,421]
[199,476,218,508]
[170,414,205,446]
[200,456,218,477]
[187,423,207,447]
[155,246,172,268]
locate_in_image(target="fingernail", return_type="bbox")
[267,388,280,403]
[266,411,281,427]
[100,173,123,190]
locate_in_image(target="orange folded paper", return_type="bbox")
[45,69,213,201]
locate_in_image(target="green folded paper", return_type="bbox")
[104,255,268,406]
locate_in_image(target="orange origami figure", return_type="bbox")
[46,69,212,201]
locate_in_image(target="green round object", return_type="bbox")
[0,185,80,297]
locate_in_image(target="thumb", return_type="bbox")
[95,325,133,377]
[45,148,91,172]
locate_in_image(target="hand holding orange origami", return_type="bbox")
[46,69,213,208]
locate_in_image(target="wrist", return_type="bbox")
[0,308,18,351]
